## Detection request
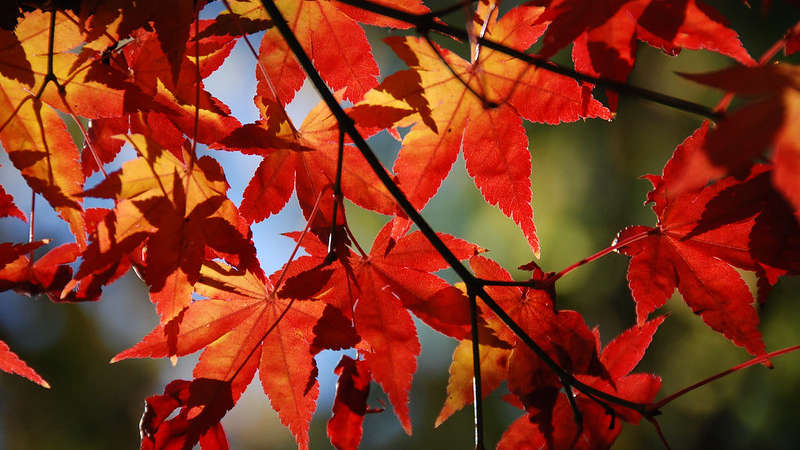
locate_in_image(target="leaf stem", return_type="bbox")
[28,190,36,264]
[328,128,345,254]
[551,228,652,282]
[468,288,485,450]
[335,0,724,120]
[220,0,300,135]
[272,185,329,293]
[650,344,800,410]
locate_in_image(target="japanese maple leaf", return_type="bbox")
[139,378,232,450]
[612,124,800,356]
[223,0,428,105]
[0,10,148,246]
[215,92,405,239]
[114,260,326,450]
[114,22,241,146]
[467,256,607,426]
[369,3,611,256]
[0,339,49,388]
[79,17,246,177]
[0,240,97,302]
[532,0,755,108]
[497,318,664,450]
[77,134,260,323]
[327,354,376,450]
[278,220,482,434]
[0,176,25,222]
[2,10,132,119]
[680,63,800,213]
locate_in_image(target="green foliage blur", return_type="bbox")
[0,1,799,449]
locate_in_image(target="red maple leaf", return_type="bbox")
[365,3,611,255]
[0,175,25,222]
[276,220,482,434]
[680,63,800,213]
[77,134,260,323]
[327,354,378,450]
[221,0,428,106]
[533,0,755,109]
[497,317,664,449]
[215,91,407,242]
[0,339,49,389]
[114,259,328,450]
[614,122,800,356]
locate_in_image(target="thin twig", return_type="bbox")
[552,228,652,282]
[476,278,537,288]
[468,288,485,450]
[328,128,345,255]
[650,344,800,410]
[28,190,36,263]
[427,0,476,19]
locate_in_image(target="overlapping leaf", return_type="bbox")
[277,220,482,435]
[680,63,800,212]
[216,91,405,238]
[616,122,800,356]
[367,3,612,255]
[115,260,326,450]
[78,134,260,323]
[533,0,755,109]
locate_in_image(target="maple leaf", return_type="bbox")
[215,91,404,239]
[327,355,376,450]
[613,123,800,356]
[0,241,88,302]
[434,256,608,435]
[368,3,611,256]
[115,23,241,145]
[77,134,260,323]
[139,378,233,450]
[0,339,49,388]
[497,317,664,449]
[224,0,409,105]
[0,176,25,222]
[276,220,482,434]
[532,0,755,109]
[114,260,328,450]
[680,63,800,213]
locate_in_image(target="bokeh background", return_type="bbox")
[1,1,799,448]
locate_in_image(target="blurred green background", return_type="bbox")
[1,1,799,448]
